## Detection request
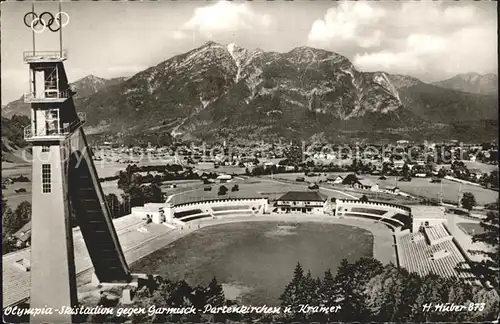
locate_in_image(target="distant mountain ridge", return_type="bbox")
[2,75,126,118]
[3,42,498,143]
[432,72,498,95]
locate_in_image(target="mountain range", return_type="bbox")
[432,72,498,95]
[2,75,126,119]
[3,42,498,144]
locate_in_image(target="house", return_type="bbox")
[393,160,405,169]
[468,168,482,180]
[2,177,14,185]
[274,191,327,214]
[327,175,343,185]
[216,174,232,183]
[13,221,32,247]
[308,183,319,190]
[383,186,400,194]
[342,174,359,186]
[354,179,380,192]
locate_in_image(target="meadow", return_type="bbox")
[130,221,373,305]
[270,172,498,206]
[166,179,355,205]
[457,222,486,236]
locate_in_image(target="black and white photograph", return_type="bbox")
[1,0,499,323]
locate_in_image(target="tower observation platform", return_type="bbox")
[22,48,85,142]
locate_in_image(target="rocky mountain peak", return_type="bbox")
[4,43,497,143]
[387,74,423,89]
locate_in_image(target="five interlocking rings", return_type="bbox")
[23,11,70,33]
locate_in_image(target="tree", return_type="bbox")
[14,201,31,222]
[402,163,410,179]
[218,185,228,195]
[317,269,339,321]
[333,258,383,321]
[461,192,477,211]
[124,182,145,207]
[365,265,419,322]
[2,202,17,253]
[482,170,499,189]
[105,193,121,218]
[360,195,369,202]
[280,262,308,319]
[144,184,164,203]
[205,277,225,307]
[470,209,499,288]
[303,270,319,307]
[381,163,390,176]
[3,204,24,235]
[410,273,451,322]
[2,194,8,210]
[231,184,239,192]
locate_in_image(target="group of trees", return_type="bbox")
[471,198,499,288]
[451,161,499,188]
[479,170,499,189]
[112,165,169,212]
[246,164,298,176]
[2,195,31,254]
[461,192,477,211]
[217,184,239,196]
[1,115,30,159]
[84,276,236,323]
[115,164,199,188]
[279,259,499,322]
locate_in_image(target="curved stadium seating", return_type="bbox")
[336,200,412,232]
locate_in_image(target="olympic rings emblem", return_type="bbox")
[23,11,70,33]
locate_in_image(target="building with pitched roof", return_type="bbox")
[274,191,327,214]
[13,222,32,247]
[354,179,380,191]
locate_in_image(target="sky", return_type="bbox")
[1,0,497,104]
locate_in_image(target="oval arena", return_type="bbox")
[2,179,482,307]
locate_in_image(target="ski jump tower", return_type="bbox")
[23,6,131,323]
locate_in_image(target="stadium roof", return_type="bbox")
[412,205,446,219]
[276,191,326,202]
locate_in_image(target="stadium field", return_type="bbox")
[131,221,373,305]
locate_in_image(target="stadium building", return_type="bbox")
[273,191,327,214]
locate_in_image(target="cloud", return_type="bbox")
[354,26,496,77]
[309,1,496,79]
[308,2,385,48]
[177,1,273,39]
[353,51,422,73]
[406,34,446,55]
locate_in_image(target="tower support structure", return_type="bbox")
[24,50,131,323]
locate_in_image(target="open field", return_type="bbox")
[195,164,246,174]
[167,179,355,205]
[131,221,373,305]
[1,159,180,208]
[461,161,498,174]
[270,173,498,206]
